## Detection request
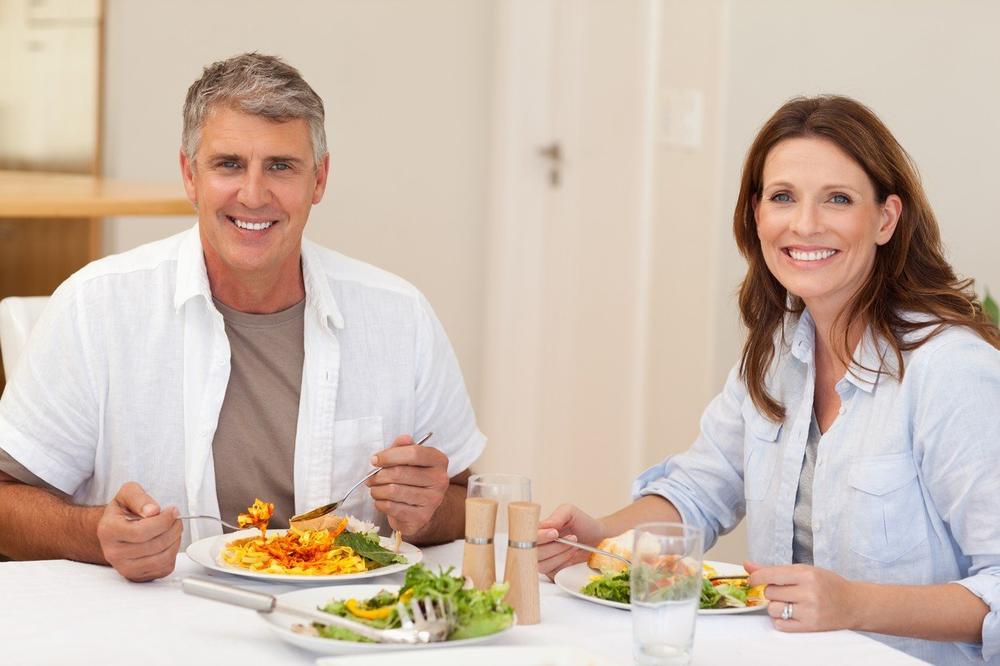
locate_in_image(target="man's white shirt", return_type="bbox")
[0,226,485,544]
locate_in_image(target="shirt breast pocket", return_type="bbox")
[742,403,781,502]
[847,453,928,564]
[330,416,384,524]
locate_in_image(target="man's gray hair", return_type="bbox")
[182,52,327,166]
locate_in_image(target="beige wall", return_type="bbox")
[711,0,1000,388]
[102,0,494,405]
[645,0,749,561]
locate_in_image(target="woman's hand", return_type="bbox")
[536,504,608,580]
[745,561,861,632]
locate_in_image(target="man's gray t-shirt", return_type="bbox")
[211,297,304,531]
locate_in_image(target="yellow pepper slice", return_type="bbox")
[345,598,394,621]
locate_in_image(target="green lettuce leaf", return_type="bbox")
[333,531,406,567]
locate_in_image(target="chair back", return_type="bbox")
[0,296,51,379]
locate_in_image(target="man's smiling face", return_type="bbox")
[180,105,329,289]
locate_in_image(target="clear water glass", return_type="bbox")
[631,522,704,666]
[466,473,531,535]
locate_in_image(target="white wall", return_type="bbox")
[102,0,495,405]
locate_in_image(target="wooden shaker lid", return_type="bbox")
[507,501,540,543]
[465,497,498,539]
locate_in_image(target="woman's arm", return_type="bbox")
[746,562,988,643]
[855,580,987,643]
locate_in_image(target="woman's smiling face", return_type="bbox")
[753,136,901,318]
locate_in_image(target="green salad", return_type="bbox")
[581,570,630,604]
[581,569,762,610]
[310,564,514,642]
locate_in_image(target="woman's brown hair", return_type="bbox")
[734,95,1000,422]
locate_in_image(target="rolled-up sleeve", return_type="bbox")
[956,569,1000,661]
[632,363,749,550]
[913,336,1000,661]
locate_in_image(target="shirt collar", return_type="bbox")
[173,225,212,310]
[301,238,345,330]
[789,308,894,394]
[790,309,816,364]
[172,225,345,330]
[847,327,894,393]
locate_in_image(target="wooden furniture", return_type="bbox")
[0,170,192,218]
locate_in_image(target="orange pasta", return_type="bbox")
[237,498,274,538]
[221,521,363,576]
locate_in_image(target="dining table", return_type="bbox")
[0,538,926,665]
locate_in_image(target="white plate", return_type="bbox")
[315,645,622,665]
[260,584,514,655]
[553,560,766,615]
[186,529,422,582]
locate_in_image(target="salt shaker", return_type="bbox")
[503,500,540,624]
[462,497,498,589]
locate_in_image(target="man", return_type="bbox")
[0,53,484,581]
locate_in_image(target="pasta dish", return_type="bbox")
[221,499,405,576]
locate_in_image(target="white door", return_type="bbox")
[479,0,660,517]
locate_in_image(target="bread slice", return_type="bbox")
[588,529,633,573]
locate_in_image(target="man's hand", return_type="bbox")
[96,482,182,582]
[367,434,451,537]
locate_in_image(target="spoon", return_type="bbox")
[289,431,433,523]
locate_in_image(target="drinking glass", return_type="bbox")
[631,522,704,666]
[467,473,531,535]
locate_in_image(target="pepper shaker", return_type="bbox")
[462,497,498,589]
[502,500,540,624]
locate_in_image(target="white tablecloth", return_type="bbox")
[0,540,925,665]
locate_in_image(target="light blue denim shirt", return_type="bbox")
[634,311,1000,664]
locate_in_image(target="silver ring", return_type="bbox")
[508,539,536,549]
[780,602,794,621]
[465,537,493,545]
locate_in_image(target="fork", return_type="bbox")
[554,537,631,566]
[182,576,451,645]
[124,512,242,531]
[397,597,455,643]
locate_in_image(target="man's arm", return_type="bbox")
[0,469,104,562]
[0,470,183,581]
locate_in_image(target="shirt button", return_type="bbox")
[838,406,846,415]
[814,520,822,532]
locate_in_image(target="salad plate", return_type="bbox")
[260,580,514,655]
[553,559,766,615]
[186,528,422,582]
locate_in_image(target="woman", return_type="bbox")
[537,96,1000,664]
